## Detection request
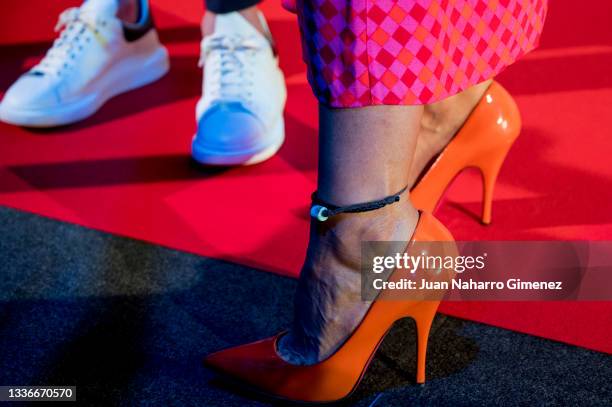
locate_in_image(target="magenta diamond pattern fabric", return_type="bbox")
[295,0,548,107]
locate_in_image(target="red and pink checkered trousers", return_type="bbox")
[294,0,548,107]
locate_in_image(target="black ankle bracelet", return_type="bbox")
[310,186,409,221]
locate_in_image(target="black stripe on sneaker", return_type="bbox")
[122,0,155,42]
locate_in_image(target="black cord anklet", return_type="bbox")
[310,185,409,221]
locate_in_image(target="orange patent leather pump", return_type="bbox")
[411,81,521,224]
[204,211,455,404]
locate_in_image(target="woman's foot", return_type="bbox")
[408,79,493,186]
[277,200,419,365]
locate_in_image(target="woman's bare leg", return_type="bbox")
[278,104,423,364]
[408,79,493,186]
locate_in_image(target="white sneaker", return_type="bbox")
[192,11,286,166]
[0,0,169,127]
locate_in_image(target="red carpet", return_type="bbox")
[1,1,611,353]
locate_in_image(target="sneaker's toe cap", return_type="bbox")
[193,102,268,153]
[1,73,61,110]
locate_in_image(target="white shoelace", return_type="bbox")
[33,7,108,76]
[199,35,261,102]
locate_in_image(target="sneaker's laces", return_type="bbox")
[199,35,261,101]
[33,7,108,76]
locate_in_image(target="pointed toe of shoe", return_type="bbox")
[204,335,312,401]
[203,346,255,375]
[203,333,361,403]
[204,335,286,381]
[203,349,226,372]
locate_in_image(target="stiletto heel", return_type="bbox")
[474,145,509,224]
[204,189,456,403]
[413,301,439,384]
[411,81,521,224]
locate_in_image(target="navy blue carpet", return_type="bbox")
[0,206,610,406]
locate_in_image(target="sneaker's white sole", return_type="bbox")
[191,117,285,166]
[0,46,170,128]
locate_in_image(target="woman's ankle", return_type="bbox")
[307,201,419,272]
[279,201,419,365]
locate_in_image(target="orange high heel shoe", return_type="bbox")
[411,81,521,224]
[204,209,455,404]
